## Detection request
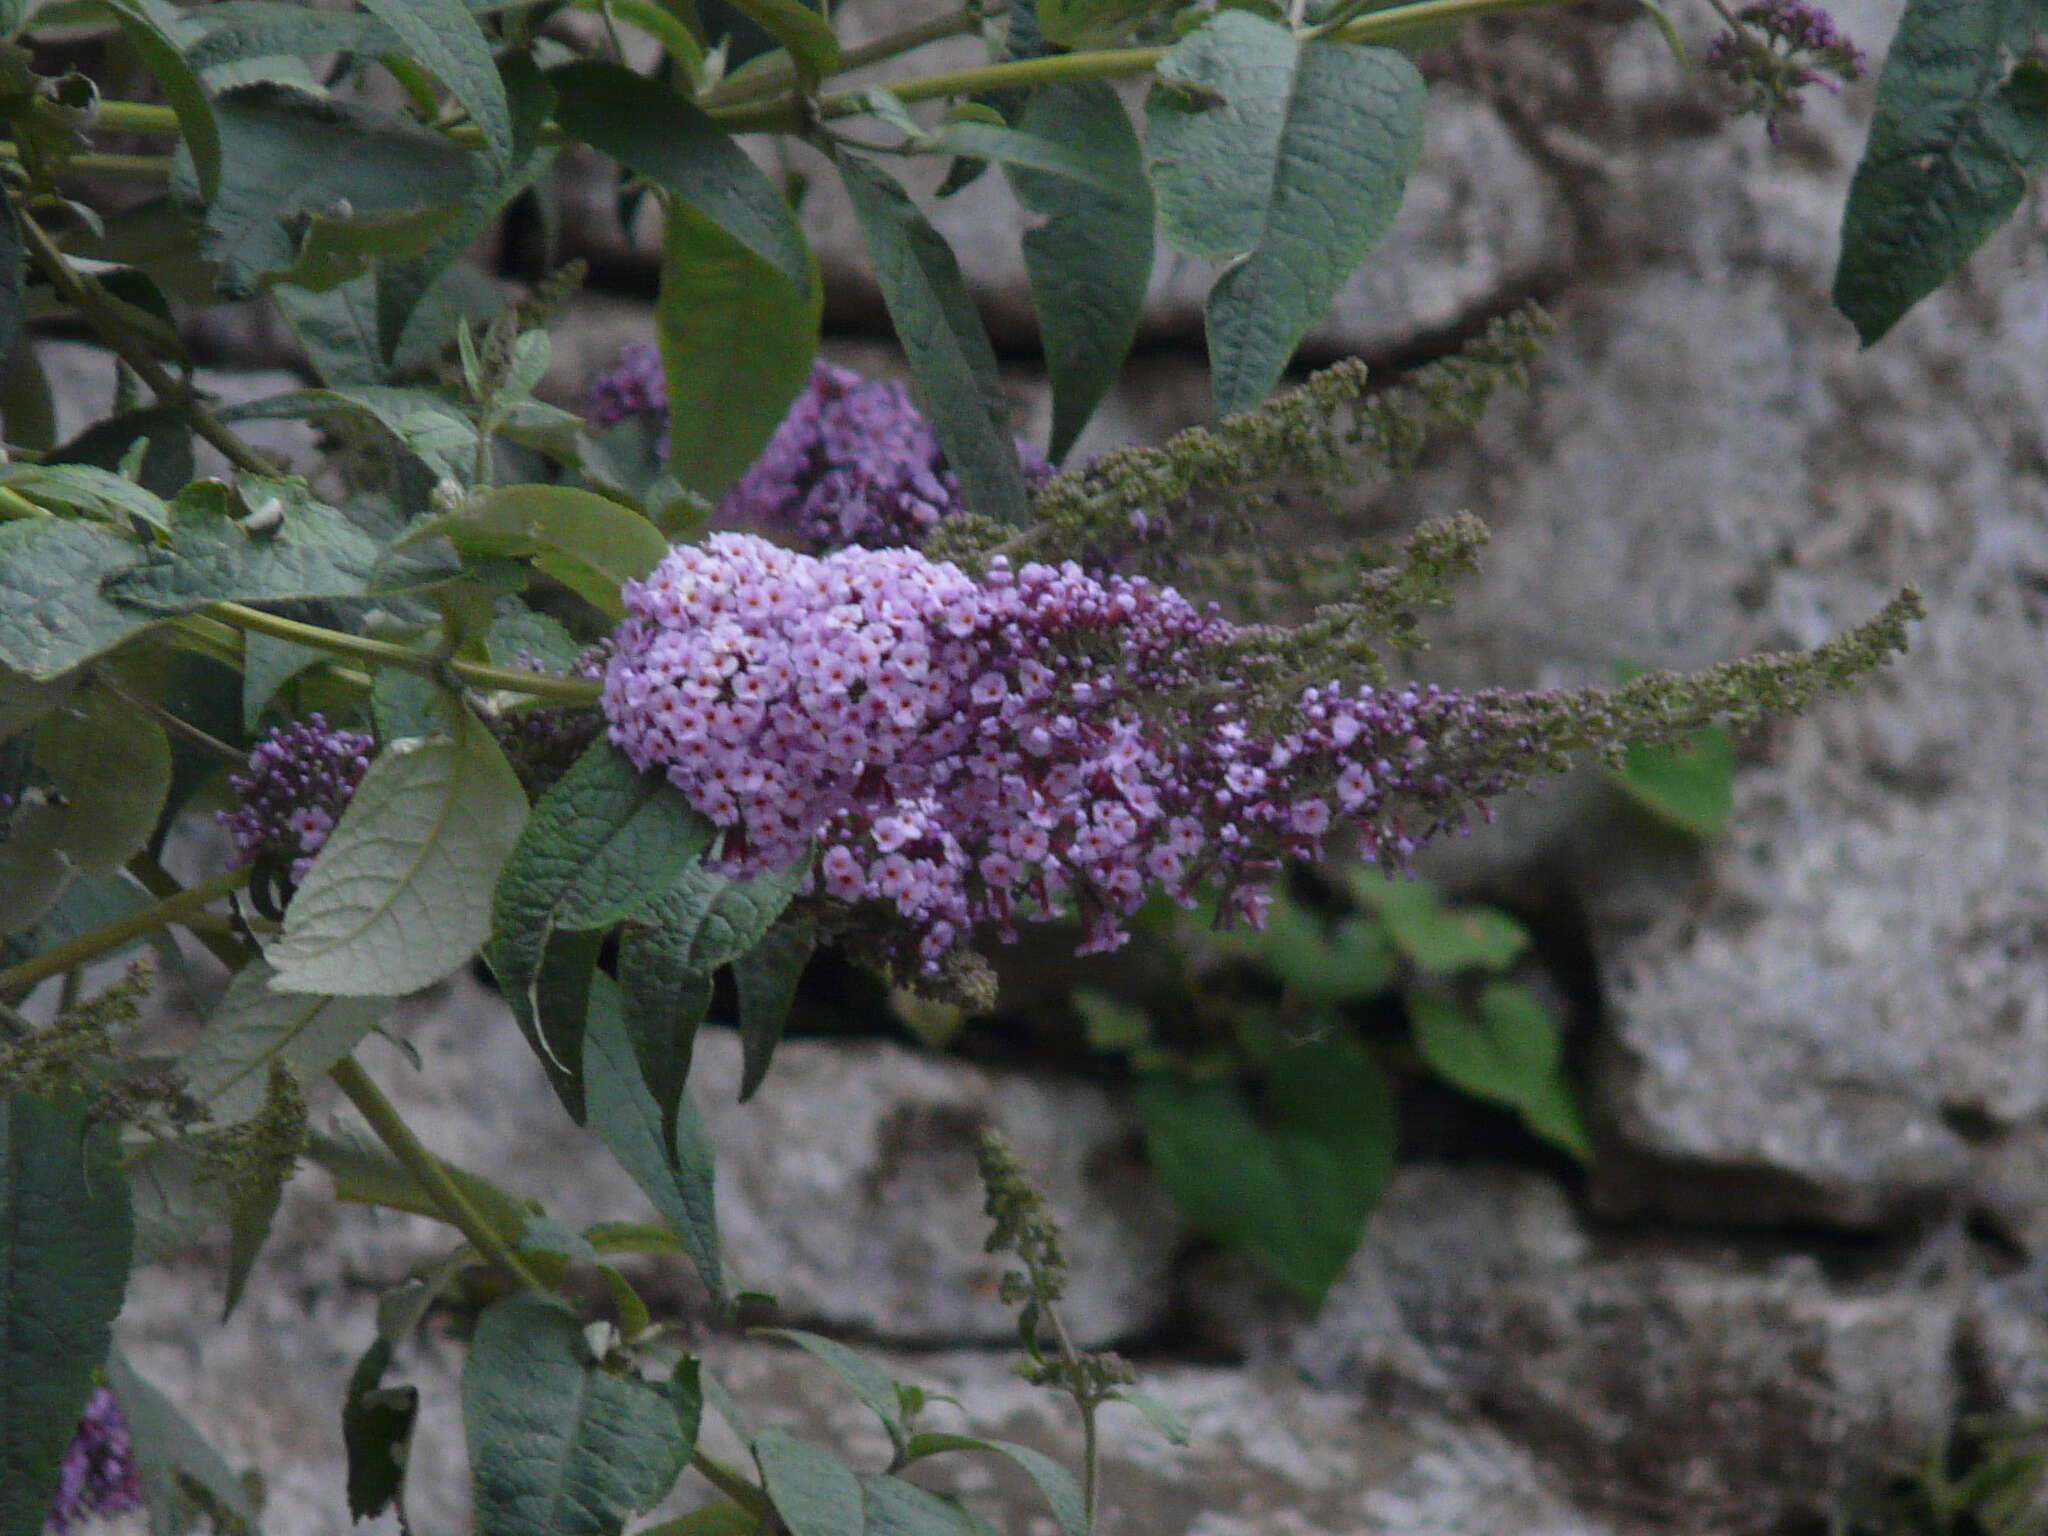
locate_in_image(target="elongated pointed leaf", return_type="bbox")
[359,0,513,168]
[343,1338,419,1523]
[269,700,528,996]
[465,1294,689,1536]
[1411,982,1590,1160]
[838,152,1028,524]
[903,1434,1085,1536]
[1004,83,1153,460]
[551,61,808,286]
[862,1474,996,1536]
[410,484,670,619]
[735,919,812,1102]
[754,1329,905,1446]
[656,195,821,502]
[1146,13,1424,416]
[1834,0,2048,343]
[583,975,725,1300]
[1,1093,134,1535]
[101,0,223,200]
[223,384,479,481]
[616,941,710,1155]
[721,0,841,82]
[107,1348,262,1536]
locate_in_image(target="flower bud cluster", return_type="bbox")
[219,714,374,884]
[45,1387,141,1536]
[584,342,667,434]
[1705,0,1865,141]
[605,534,1539,969]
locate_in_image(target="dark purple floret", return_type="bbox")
[1705,0,1865,140]
[218,715,375,884]
[45,1387,142,1536]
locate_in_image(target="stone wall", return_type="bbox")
[97,0,2048,1529]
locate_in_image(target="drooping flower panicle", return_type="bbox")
[219,715,374,884]
[604,534,1552,968]
[1705,0,1865,141]
[44,1387,142,1536]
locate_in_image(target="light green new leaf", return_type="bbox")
[1134,1033,1393,1302]
[203,82,478,297]
[1146,12,1424,416]
[223,384,478,481]
[1834,0,2048,344]
[269,700,528,996]
[0,1093,134,1536]
[465,1294,688,1536]
[100,0,223,199]
[1608,724,1735,840]
[551,61,808,286]
[178,961,383,1126]
[0,520,148,679]
[721,0,841,82]
[360,0,514,169]
[657,199,820,503]
[1410,983,1590,1160]
[1004,83,1154,460]
[838,152,1028,525]
[410,484,669,619]
[755,1428,861,1536]
[584,975,725,1301]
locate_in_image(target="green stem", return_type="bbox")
[329,1055,551,1292]
[0,486,48,520]
[125,854,256,969]
[0,865,251,1000]
[572,0,706,74]
[691,1451,773,1519]
[699,5,979,108]
[0,144,175,177]
[204,601,603,705]
[14,212,280,477]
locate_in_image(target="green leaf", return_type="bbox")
[753,1329,905,1447]
[734,918,812,1102]
[549,62,809,286]
[0,185,23,372]
[411,484,670,618]
[1134,1033,1393,1301]
[187,1,382,69]
[938,118,1133,194]
[241,630,325,726]
[312,1126,535,1240]
[274,273,386,385]
[1347,871,1529,976]
[27,678,171,875]
[223,384,479,481]
[343,1337,419,1523]
[465,1294,688,1536]
[1410,982,1590,1160]
[1112,1389,1190,1447]
[656,197,822,503]
[1145,13,1424,416]
[1003,83,1153,461]
[837,152,1028,525]
[106,478,402,612]
[0,1093,134,1535]
[47,406,195,499]
[269,699,528,996]
[203,82,478,297]
[270,200,466,292]
[177,961,382,1126]
[902,1434,1086,1536]
[861,1475,994,1536]
[488,738,714,1106]
[0,460,173,529]
[754,1427,861,1536]
[107,1347,261,1536]
[360,0,513,169]
[583,975,725,1301]
[616,941,711,1156]
[638,1505,761,1536]
[97,0,221,200]
[373,666,445,743]
[1608,725,1735,840]
[720,0,841,83]
[1834,0,2048,343]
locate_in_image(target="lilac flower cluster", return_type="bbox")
[605,535,1531,967]
[45,1387,141,1536]
[1705,0,1865,140]
[584,350,1049,551]
[219,715,374,884]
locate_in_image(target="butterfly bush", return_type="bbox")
[604,533,1560,967]
[218,715,374,883]
[1705,0,1865,140]
[587,352,1050,551]
[44,1387,141,1536]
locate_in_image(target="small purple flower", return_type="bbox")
[1705,0,1865,141]
[45,1387,142,1535]
[583,351,1050,551]
[218,715,375,886]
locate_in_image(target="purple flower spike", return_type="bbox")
[1705,0,1865,139]
[604,535,1537,970]
[218,715,375,885]
[45,1387,142,1536]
